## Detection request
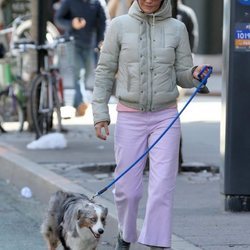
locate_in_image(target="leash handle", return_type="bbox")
[92,66,213,200]
[198,66,213,83]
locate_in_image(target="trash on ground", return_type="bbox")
[26,133,67,150]
[20,186,32,198]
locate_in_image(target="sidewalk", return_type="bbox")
[1,81,250,249]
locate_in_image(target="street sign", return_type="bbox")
[238,0,250,6]
[235,23,250,51]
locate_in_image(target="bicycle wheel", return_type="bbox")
[0,93,24,132]
[15,20,60,42]
[30,73,62,138]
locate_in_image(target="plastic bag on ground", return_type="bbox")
[26,133,67,150]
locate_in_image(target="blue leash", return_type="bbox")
[91,66,213,200]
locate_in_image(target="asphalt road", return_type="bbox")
[0,178,148,250]
[0,178,46,250]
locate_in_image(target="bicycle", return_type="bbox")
[0,16,60,133]
[13,37,73,138]
[0,78,25,133]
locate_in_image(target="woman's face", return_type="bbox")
[138,0,163,14]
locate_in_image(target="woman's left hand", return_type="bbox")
[193,64,212,81]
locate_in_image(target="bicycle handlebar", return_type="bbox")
[12,36,74,53]
[0,27,13,35]
[0,15,30,36]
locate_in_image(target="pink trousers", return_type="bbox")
[113,108,181,248]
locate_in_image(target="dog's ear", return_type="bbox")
[77,209,84,220]
[103,207,108,217]
[98,204,108,217]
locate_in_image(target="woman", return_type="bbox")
[92,0,210,249]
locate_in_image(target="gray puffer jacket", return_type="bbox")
[92,0,199,125]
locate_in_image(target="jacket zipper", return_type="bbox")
[149,14,155,111]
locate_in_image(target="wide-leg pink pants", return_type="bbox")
[113,108,181,248]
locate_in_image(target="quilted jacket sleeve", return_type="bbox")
[174,23,200,88]
[92,18,121,125]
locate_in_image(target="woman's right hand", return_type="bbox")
[94,121,110,140]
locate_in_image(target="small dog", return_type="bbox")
[41,190,108,250]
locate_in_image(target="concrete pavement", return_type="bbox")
[1,75,250,250]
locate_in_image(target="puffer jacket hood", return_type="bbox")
[129,0,172,22]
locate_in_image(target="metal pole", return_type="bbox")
[171,0,177,18]
[37,0,48,70]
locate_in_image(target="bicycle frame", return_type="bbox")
[28,38,72,137]
[38,73,53,114]
[0,84,24,132]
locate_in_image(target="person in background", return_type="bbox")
[55,0,106,116]
[175,0,200,169]
[92,0,211,249]
[177,0,199,53]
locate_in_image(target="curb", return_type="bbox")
[73,161,219,174]
[181,162,219,173]
[0,145,117,215]
[183,90,221,98]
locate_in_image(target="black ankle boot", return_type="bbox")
[115,233,130,250]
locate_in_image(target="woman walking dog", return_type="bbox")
[92,0,210,249]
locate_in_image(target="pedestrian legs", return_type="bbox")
[138,109,180,248]
[114,111,149,243]
[114,108,180,247]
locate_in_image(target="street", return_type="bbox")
[0,178,149,250]
[1,77,250,250]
